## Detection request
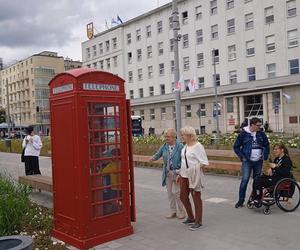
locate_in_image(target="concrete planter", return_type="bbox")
[0,236,32,250]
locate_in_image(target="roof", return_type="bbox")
[65,68,97,77]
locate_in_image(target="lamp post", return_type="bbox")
[6,79,11,138]
[172,0,182,139]
[212,48,220,144]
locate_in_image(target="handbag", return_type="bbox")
[21,148,25,162]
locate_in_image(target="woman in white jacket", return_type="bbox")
[22,126,43,175]
[178,126,209,231]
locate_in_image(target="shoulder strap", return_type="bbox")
[184,146,189,169]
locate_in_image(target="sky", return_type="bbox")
[0,0,171,65]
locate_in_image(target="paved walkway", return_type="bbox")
[1,152,300,250]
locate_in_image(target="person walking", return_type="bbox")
[233,117,270,208]
[22,125,43,175]
[150,128,185,219]
[178,126,209,231]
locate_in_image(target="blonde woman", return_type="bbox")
[178,126,208,231]
[150,128,185,219]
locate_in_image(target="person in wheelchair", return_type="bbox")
[250,143,293,207]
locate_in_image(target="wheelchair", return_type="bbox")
[247,177,300,215]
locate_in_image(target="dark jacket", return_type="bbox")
[272,155,292,181]
[233,128,270,162]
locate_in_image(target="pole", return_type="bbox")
[6,79,11,138]
[212,48,220,143]
[19,103,22,126]
[198,107,202,134]
[172,0,182,139]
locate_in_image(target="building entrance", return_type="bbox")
[244,94,264,123]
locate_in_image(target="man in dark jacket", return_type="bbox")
[233,117,270,208]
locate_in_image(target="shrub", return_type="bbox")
[0,174,31,236]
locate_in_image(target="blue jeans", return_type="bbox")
[238,160,263,203]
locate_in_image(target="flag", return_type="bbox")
[283,93,292,101]
[111,17,118,26]
[188,77,198,93]
[117,15,123,24]
[174,75,184,92]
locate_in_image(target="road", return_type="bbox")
[1,152,300,250]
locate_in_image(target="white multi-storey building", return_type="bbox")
[82,0,300,134]
[0,51,65,134]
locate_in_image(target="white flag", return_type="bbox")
[283,93,292,101]
[188,77,197,93]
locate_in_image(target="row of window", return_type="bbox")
[1,58,33,76]
[86,56,118,70]
[209,0,296,20]
[85,1,296,60]
[125,28,298,68]
[129,59,299,99]
[132,102,220,121]
[86,37,118,59]
[124,0,296,44]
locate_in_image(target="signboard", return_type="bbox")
[228,118,235,126]
[53,84,73,94]
[87,22,94,39]
[83,83,120,92]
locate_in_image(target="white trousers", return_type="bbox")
[166,170,184,214]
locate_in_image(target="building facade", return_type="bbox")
[64,58,82,71]
[82,0,300,134]
[0,51,65,134]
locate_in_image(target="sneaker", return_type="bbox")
[165,213,176,219]
[235,201,244,208]
[189,223,202,231]
[177,211,186,219]
[182,218,195,225]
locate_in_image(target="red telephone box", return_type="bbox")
[49,68,135,250]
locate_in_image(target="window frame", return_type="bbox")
[247,67,256,81]
[229,70,237,84]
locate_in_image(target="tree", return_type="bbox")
[0,108,6,123]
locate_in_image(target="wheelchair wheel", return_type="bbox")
[247,202,254,209]
[274,178,300,212]
[263,206,271,215]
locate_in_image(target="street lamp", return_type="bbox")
[172,0,182,139]
[5,78,11,138]
[212,48,220,143]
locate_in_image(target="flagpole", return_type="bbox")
[172,0,182,139]
[213,48,220,144]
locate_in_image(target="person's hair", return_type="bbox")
[25,125,34,135]
[250,117,261,126]
[274,143,289,157]
[180,126,197,142]
[164,128,176,138]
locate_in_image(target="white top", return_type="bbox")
[22,135,43,157]
[244,126,262,161]
[180,142,209,178]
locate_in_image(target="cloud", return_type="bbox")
[0,0,171,63]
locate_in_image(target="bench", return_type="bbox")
[132,154,241,173]
[19,175,52,192]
